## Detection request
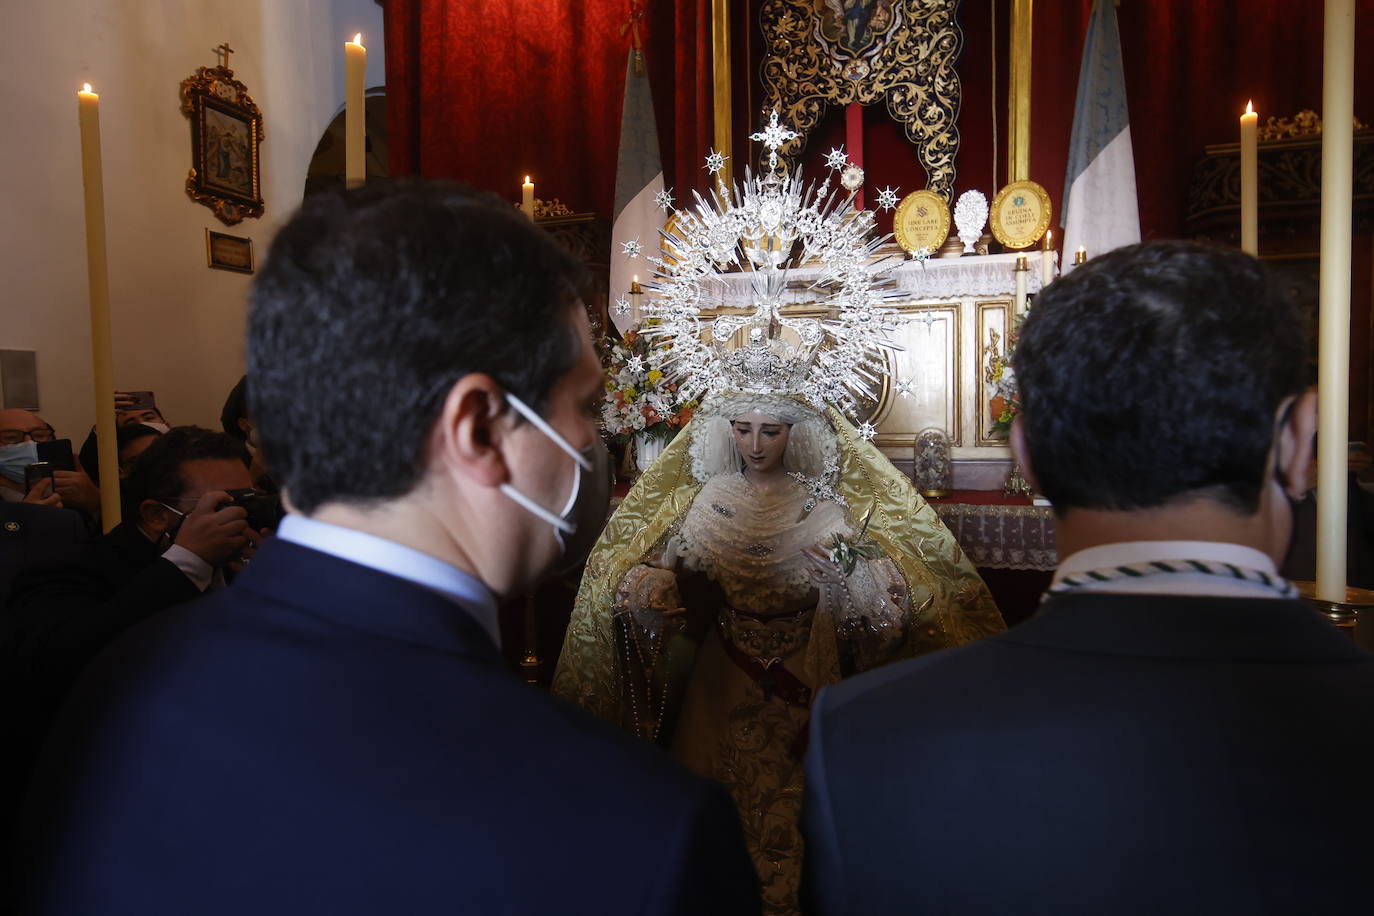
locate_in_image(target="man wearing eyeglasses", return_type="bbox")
[0,408,101,519]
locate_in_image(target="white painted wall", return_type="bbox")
[0,0,385,439]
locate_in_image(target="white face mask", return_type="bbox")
[498,392,593,552]
[144,422,171,434]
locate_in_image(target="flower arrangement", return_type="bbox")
[984,314,1025,438]
[600,326,697,443]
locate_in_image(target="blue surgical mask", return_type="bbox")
[498,392,594,553]
[0,441,38,483]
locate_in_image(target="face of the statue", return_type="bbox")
[732,411,791,474]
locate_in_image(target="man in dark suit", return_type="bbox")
[0,503,86,610]
[802,241,1374,914]
[3,426,256,807]
[16,182,759,914]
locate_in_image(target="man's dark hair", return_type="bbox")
[246,180,587,514]
[122,426,250,513]
[79,424,164,487]
[220,375,249,441]
[1014,240,1308,514]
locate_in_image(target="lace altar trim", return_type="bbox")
[707,251,1055,307]
[932,502,1057,571]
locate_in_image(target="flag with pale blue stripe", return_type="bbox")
[610,50,665,332]
[1061,0,1140,266]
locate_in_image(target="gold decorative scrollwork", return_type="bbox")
[758,0,963,201]
[1258,109,1369,142]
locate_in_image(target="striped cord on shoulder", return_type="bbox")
[1047,559,1298,600]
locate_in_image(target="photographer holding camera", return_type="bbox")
[2,426,271,821]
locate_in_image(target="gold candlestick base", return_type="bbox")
[519,594,541,686]
[1003,463,1033,498]
[1293,581,1374,639]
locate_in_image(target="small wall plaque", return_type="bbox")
[205,229,254,274]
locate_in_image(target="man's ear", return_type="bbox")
[1274,387,1318,500]
[1009,414,1042,494]
[431,374,512,489]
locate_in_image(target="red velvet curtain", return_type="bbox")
[737,0,1372,241]
[382,0,711,222]
[383,0,1371,235]
[1032,0,1374,240]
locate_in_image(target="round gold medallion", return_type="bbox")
[989,180,1052,250]
[892,191,951,256]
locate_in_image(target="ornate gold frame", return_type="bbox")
[758,0,964,200]
[180,65,264,225]
[871,303,962,448]
[989,180,1051,249]
[893,190,952,254]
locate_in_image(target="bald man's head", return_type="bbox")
[0,409,53,446]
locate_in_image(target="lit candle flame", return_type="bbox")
[1245,100,1254,115]
[525,175,531,184]
[352,33,363,45]
[81,83,93,94]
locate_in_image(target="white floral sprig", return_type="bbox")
[827,508,879,576]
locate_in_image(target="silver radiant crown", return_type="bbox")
[625,112,902,416]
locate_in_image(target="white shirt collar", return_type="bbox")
[1053,541,1286,599]
[276,514,501,647]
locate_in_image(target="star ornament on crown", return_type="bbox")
[632,111,903,417]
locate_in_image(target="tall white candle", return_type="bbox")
[1316,0,1356,602]
[1014,256,1028,315]
[1041,229,1056,288]
[345,34,366,188]
[77,84,121,530]
[1240,101,1259,255]
[522,176,535,220]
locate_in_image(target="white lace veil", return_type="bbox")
[687,391,838,483]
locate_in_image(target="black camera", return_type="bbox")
[222,488,281,531]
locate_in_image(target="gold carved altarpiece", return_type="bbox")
[758,0,964,200]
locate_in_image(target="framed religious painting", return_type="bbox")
[180,53,264,225]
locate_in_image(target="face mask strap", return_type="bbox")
[498,481,576,535]
[505,392,592,471]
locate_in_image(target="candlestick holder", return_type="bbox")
[1003,463,1033,498]
[1294,582,1374,640]
[519,593,541,685]
[1073,247,1088,265]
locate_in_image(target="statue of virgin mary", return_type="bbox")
[553,142,1004,914]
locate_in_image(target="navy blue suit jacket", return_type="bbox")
[18,539,759,914]
[803,591,1374,915]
